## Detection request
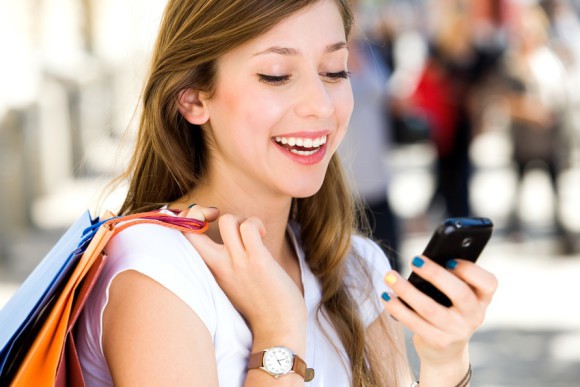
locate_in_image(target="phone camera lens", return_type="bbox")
[462,237,472,248]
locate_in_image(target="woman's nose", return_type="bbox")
[294,75,334,119]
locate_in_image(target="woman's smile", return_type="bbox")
[272,132,329,164]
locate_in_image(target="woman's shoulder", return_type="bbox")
[100,222,219,330]
[105,221,200,264]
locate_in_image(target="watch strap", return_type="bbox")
[247,351,263,370]
[291,355,315,382]
[248,350,315,382]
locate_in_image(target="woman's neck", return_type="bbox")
[174,181,294,267]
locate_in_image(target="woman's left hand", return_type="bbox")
[381,256,498,367]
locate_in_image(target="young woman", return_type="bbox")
[76,0,498,386]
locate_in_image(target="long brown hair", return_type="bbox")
[117,0,404,385]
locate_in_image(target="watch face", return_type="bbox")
[263,347,293,376]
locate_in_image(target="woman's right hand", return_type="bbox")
[180,205,307,349]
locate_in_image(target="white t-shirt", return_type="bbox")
[75,216,392,386]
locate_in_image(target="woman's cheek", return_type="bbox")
[334,87,354,143]
[336,84,354,120]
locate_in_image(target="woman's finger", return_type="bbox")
[397,256,497,332]
[408,256,480,313]
[383,270,456,328]
[380,275,447,341]
[218,214,247,260]
[239,217,267,256]
[178,204,220,222]
[183,232,224,270]
[411,255,498,312]
[444,259,499,306]
[382,271,477,353]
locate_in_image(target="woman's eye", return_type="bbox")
[257,74,291,85]
[322,71,352,81]
[257,71,350,85]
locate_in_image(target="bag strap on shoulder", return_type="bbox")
[104,210,209,236]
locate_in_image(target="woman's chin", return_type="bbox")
[286,179,325,199]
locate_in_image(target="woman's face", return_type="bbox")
[201,0,353,200]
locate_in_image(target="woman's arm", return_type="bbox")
[103,270,219,386]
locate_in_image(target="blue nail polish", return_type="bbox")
[412,256,424,268]
[381,292,391,302]
[188,203,197,209]
[446,259,458,270]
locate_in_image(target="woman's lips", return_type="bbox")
[272,134,328,165]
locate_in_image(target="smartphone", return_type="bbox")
[406,217,493,307]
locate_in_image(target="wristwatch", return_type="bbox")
[248,346,315,382]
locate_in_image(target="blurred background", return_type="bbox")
[0,0,579,385]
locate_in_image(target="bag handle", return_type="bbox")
[81,210,208,243]
[109,211,208,236]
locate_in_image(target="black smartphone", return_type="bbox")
[406,217,493,307]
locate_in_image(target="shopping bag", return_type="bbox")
[0,210,207,386]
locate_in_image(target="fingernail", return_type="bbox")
[209,206,218,209]
[381,292,391,302]
[446,259,458,270]
[384,272,398,285]
[412,256,424,268]
[188,203,197,209]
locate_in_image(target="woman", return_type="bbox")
[76,0,497,385]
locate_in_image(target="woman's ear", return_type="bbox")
[177,88,210,125]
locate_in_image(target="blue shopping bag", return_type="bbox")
[0,211,94,377]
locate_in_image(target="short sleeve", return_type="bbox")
[102,224,219,336]
[344,235,392,327]
[76,222,221,386]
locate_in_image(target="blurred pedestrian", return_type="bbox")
[503,3,570,245]
[393,1,506,219]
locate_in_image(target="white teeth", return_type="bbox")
[290,149,318,156]
[274,135,327,149]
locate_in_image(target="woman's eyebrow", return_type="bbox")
[326,41,348,53]
[252,41,348,57]
[253,46,300,56]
